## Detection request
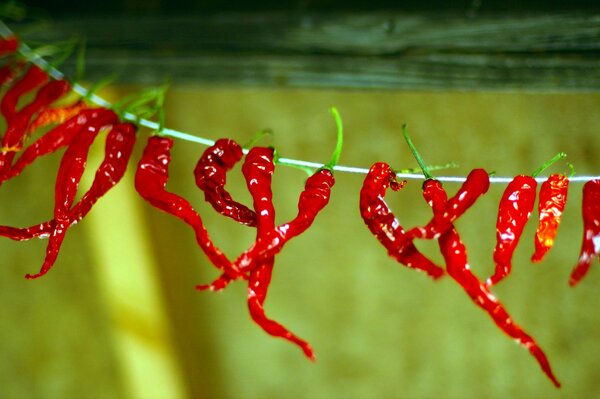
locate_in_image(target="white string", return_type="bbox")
[1,21,598,184]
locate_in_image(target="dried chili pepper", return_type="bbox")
[0,36,18,56]
[407,168,490,241]
[28,101,87,132]
[531,174,569,263]
[194,138,256,226]
[487,153,566,287]
[134,135,234,274]
[1,65,48,124]
[25,109,119,279]
[0,114,134,242]
[421,178,561,388]
[569,179,600,286]
[242,146,316,360]
[359,162,444,279]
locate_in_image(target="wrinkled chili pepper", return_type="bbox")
[422,178,561,388]
[0,114,134,242]
[0,79,71,174]
[359,162,444,279]
[531,174,569,263]
[29,101,87,132]
[1,108,102,185]
[242,146,316,361]
[407,168,490,241]
[194,138,256,226]
[0,36,18,56]
[486,175,537,287]
[1,65,48,124]
[25,109,119,279]
[134,135,234,274]
[569,179,600,286]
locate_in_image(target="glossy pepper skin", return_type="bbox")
[25,109,119,279]
[423,178,561,388]
[0,79,71,174]
[487,175,537,287]
[532,174,569,263]
[134,135,234,275]
[29,101,88,132]
[569,179,600,286]
[0,117,136,242]
[1,65,48,124]
[242,147,316,361]
[234,167,335,273]
[194,138,256,226]
[408,168,490,240]
[359,162,444,279]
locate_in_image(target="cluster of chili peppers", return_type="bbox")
[134,109,342,360]
[4,32,600,389]
[0,36,138,278]
[358,128,585,388]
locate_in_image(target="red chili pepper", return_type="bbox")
[0,114,134,242]
[0,60,24,87]
[25,109,119,279]
[134,135,234,275]
[28,100,87,132]
[422,178,561,388]
[242,146,316,361]
[569,179,600,286]
[531,174,569,263]
[486,175,537,287]
[0,36,19,56]
[359,162,444,280]
[407,168,490,240]
[1,65,48,124]
[194,138,256,226]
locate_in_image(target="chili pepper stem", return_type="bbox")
[532,152,567,178]
[324,107,344,171]
[242,128,273,149]
[401,125,433,180]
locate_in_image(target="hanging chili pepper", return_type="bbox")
[0,36,18,56]
[531,174,569,263]
[0,60,24,87]
[487,153,566,287]
[1,65,48,124]
[25,109,119,279]
[242,146,316,360]
[569,179,600,286]
[28,101,87,132]
[407,168,490,241]
[194,138,256,226]
[134,135,234,275]
[420,178,561,387]
[360,162,444,279]
[0,113,134,242]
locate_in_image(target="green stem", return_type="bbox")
[402,124,432,180]
[531,152,567,178]
[397,162,458,174]
[324,107,344,171]
[243,128,273,149]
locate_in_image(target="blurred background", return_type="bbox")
[1,1,600,398]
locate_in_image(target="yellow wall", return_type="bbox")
[1,87,599,398]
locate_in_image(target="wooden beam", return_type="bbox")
[15,12,600,91]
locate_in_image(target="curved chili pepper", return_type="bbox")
[0,60,24,87]
[28,101,88,132]
[234,167,335,273]
[25,109,119,279]
[134,135,233,275]
[486,175,537,287]
[194,138,256,226]
[0,116,135,242]
[531,174,569,263]
[1,65,48,124]
[0,36,18,56]
[569,179,600,286]
[242,146,316,361]
[359,162,444,279]
[422,178,561,388]
[407,168,490,241]
[0,79,71,174]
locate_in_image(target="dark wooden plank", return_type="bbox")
[12,12,600,91]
